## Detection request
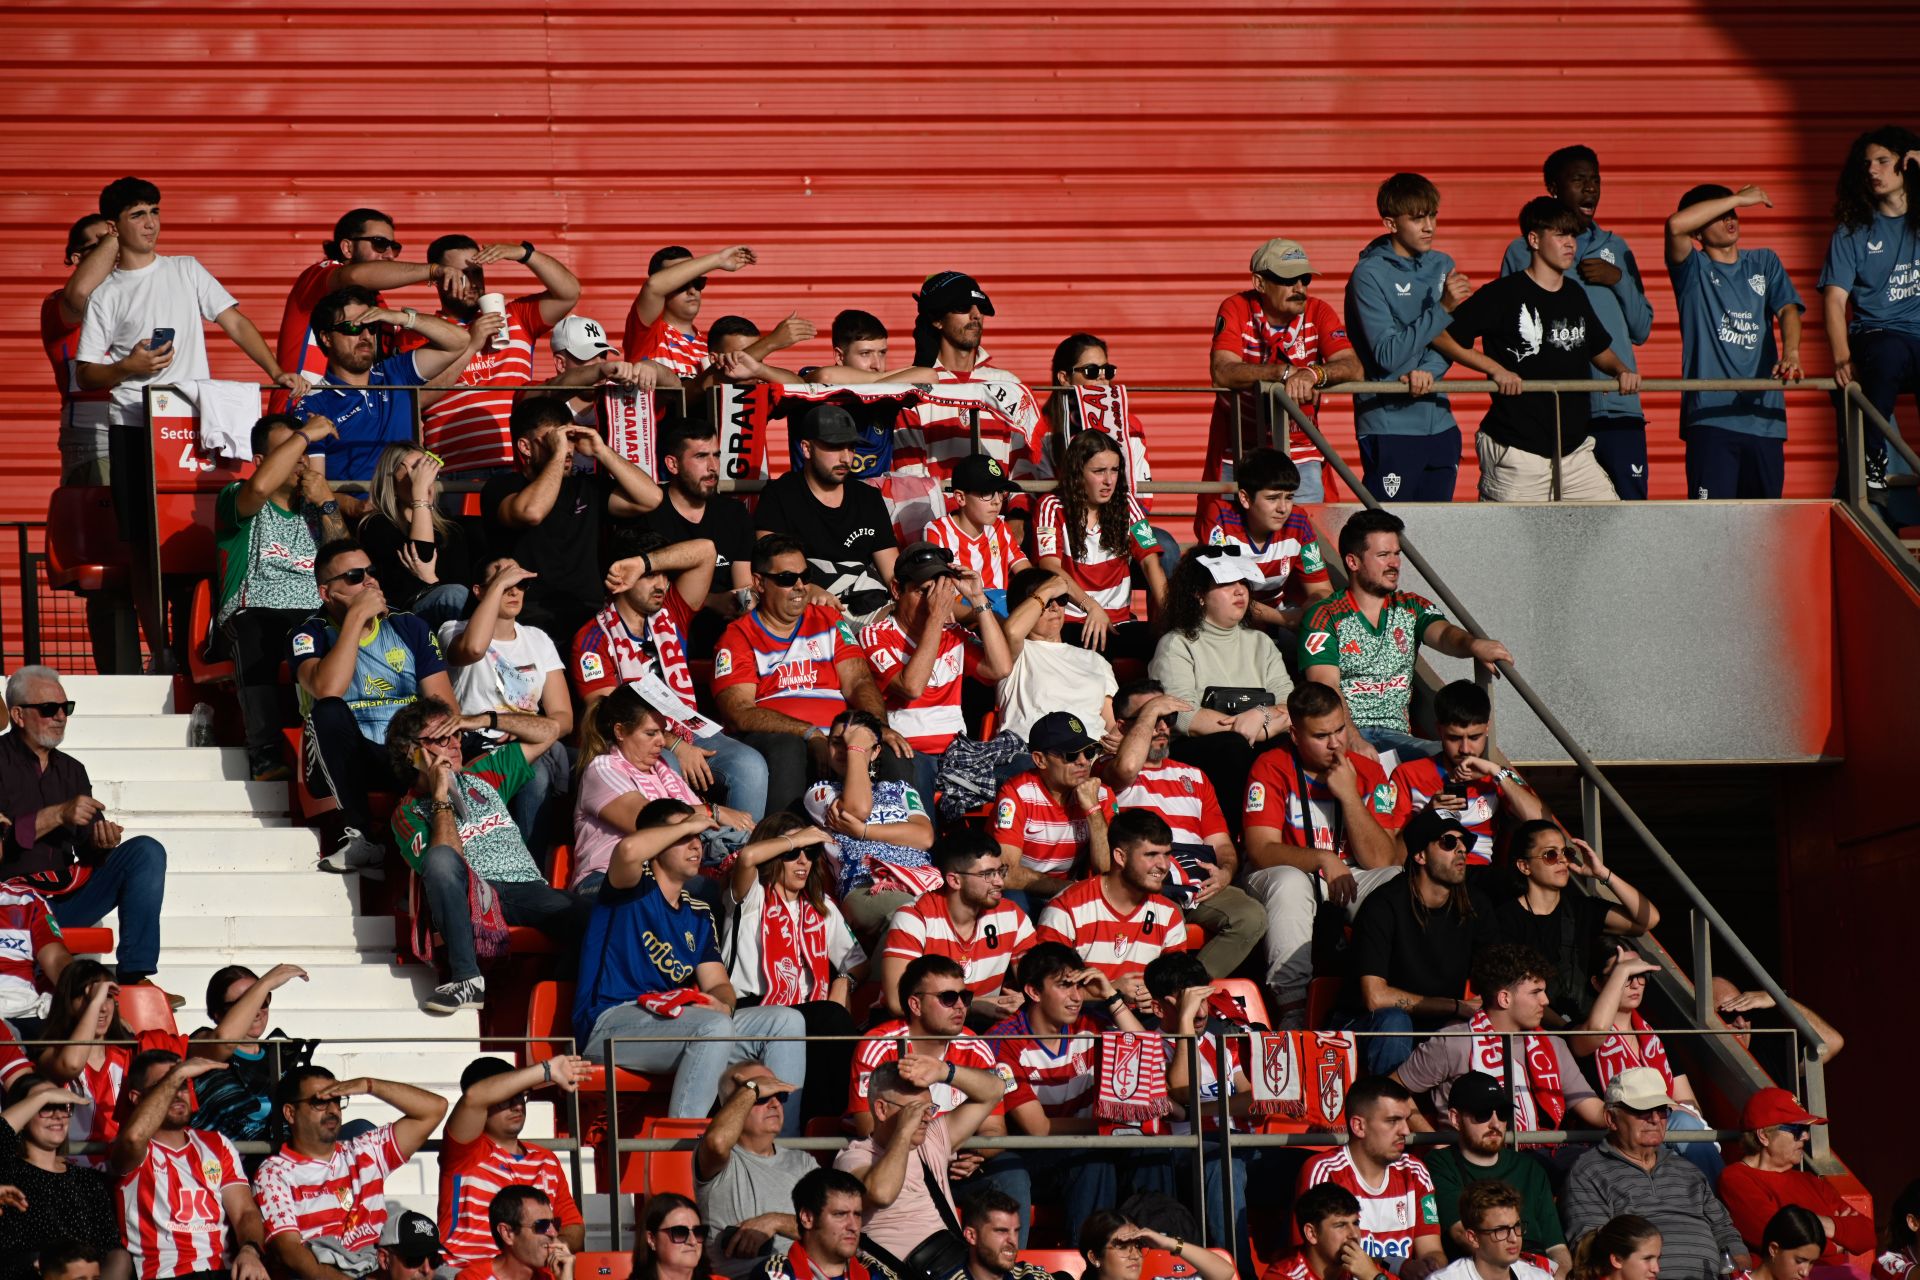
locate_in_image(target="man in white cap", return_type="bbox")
[1563,1067,1750,1280]
[544,314,683,428]
[1202,237,1363,531]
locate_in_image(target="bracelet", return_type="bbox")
[1312,363,1329,388]
[1169,1238,1186,1256]
[1603,869,1615,885]
[846,744,871,755]
[782,832,795,850]
[402,307,418,331]
[541,1060,552,1083]
[426,800,455,815]
[944,1060,957,1086]
[640,551,654,577]
[487,710,499,731]
[1105,993,1126,1008]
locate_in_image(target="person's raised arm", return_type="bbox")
[60,230,121,325]
[214,307,307,400]
[239,417,336,520]
[606,812,716,891]
[408,308,497,383]
[1101,693,1192,789]
[741,312,817,365]
[111,1057,227,1174]
[332,258,457,297]
[696,1068,797,1182]
[38,980,117,1081]
[956,569,1013,681]
[1,1082,85,1134]
[851,1097,928,1209]
[1000,572,1071,656]
[320,1075,448,1158]
[895,1053,1005,1148]
[571,428,662,517]
[1574,838,1658,935]
[1133,1228,1236,1280]
[445,1056,589,1144]
[492,425,572,529]
[297,587,386,700]
[1571,949,1661,1056]
[634,246,756,327]
[729,825,830,903]
[891,580,959,700]
[604,537,717,611]
[467,243,580,329]
[1666,186,1771,266]
[196,964,308,1063]
[445,561,535,667]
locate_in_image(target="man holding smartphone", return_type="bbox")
[1383,681,1545,861]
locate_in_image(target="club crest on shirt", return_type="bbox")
[1597,247,1617,265]
[1749,274,1767,297]
[385,647,407,668]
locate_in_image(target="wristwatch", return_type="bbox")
[520,240,537,264]
[308,499,339,518]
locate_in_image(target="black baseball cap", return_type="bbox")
[1403,808,1478,857]
[1448,1072,1515,1120]
[379,1210,444,1265]
[895,541,960,586]
[916,270,995,318]
[949,453,1022,495]
[799,403,863,446]
[1029,711,1099,755]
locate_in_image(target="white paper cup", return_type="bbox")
[478,292,508,349]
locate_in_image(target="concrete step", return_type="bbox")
[142,827,322,873]
[151,910,396,952]
[160,870,362,916]
[62,715,192,748]
[101,779,288,817]
[65,746,250,782]
[156,1002,480,1039]
[159,962,444,1012]
[57,675,176,716]
[127,812,295,830]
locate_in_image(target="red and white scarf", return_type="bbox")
[758,889,831,1006]
[1095,1031,1170,1131]
[1470,1010,1566,1129]
[1592,1012,1674,1091]
[636,989,705,1018]
[599,386,658,476]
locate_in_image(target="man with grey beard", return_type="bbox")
[0,664,169,987]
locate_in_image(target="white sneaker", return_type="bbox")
[423,977,486,1015]
[318,828,386,880]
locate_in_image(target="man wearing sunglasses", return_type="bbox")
[274,207,425,404]
[1203,236,1363,524]
[991,711,1117,910]
[1421,1075,1570,1275]
[1564,1068,1751,1280]
[465,1184,573,1280]
[696,1065,814,1277]
[294,284,479,485]
[848,954,1004,1140]
[756,404,901,622]
[0,665,170,991]
[623,244,756,380]
[1718,1088,1873,1267]
[439,1055,591,1267]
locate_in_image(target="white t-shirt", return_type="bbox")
[438,620,564,717]
[1431,1255,1554,1280]
[996,636,1117,743]
[76,255,238,425]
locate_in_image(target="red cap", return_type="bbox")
[1740,1087,1826,1130]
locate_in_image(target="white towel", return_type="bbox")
[181,380,264,460]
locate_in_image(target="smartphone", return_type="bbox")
[148,327,175,350]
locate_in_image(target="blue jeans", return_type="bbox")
[664,731,771,824]
[1666,1105,1725,1183]
[1346,1006,1449,1078]
[408,582,471,629]
[419,845,591,982]
[51,836,167,980]
[585,1000,807,1126]
[508,739,571,847]
[1359,724,1439,768]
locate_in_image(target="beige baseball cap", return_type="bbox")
[1250,237,1314,278]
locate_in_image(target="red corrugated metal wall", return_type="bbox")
[1,3,1914,552]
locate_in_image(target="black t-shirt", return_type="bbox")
[635,492,755,582]
[0,1121,119,1280]
[481,471,610,633]
[1446,269,1612,456]
[1349,879,1495,1005]
[1490,892,1620,1017]
[356,514,472,610]
[754,471,896,616]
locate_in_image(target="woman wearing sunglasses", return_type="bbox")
[1042,334,1180,579]
[0,1072,122,1279]
[801,710,938,939]
[1077,1209,1234,1280]
[1717,1090,1873,1276]
[1031,429,1168,661]
[357,444,472,627]
[1493,820,1658,1023]
[632,1192,713,1280]
[721,811,866,1121]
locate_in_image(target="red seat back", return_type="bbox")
[46,486,128,587]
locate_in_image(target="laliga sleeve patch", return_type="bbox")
[578,651,605,681]
[1246,782,1266,812]
[1304,631,1330,655]
[995,797,1018,830]
[291,632,316,657]
[713,649,734,678]
[855,1071,871,1099]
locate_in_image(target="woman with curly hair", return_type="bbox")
[1148,545,1292,809]
[356,444,472,625]
[1031,427,1167,660]
[1821,124,1920,503]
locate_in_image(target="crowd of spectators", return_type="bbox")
[9,127,1917,1279]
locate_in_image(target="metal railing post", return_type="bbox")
[1187,1031,1209,1249]
[602,1041,623,1250]
[17,524,39,667]
[1579,776,1603,860]
[1213,1027,1236,1256]
[1691,911,1716,1032]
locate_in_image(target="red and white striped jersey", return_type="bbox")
[922,514,1026,593]
[988,1011,1101,1120]
[1036,877,1188,983]
[1260,1254,1318,1280]
[1031,493,1157,623]
[0,881,60,1020]
[438,1134,584,1267]
[118,1128,246,1280]
[625,311,708,380]
[859,616,982,752]
[1206,291,1352,470]
[1198,506,1330,607]
[71,1045,134,1170]
[1112,759,1230,849]
[420,296,554,472]
[992,773,1117,877]
[881,893,1036,994]
[713,605,859,729]
[1384,756,1504,859]
[891,352,1040,480]
[0,1019,29,1089]
[252,1124,404,1252]
[1294,1148,1440,1268]
[847,1020,1002,1119]
[1164,1032,1250,1135]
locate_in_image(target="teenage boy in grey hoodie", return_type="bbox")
[1500,145,1656,498]
[1346,173,1474,502]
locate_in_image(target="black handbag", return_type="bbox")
[1200,685,1276,716]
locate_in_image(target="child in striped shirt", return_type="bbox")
[923,453,1030,616]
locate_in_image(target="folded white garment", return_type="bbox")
[181,379,263,460]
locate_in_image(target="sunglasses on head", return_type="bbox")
[19,701,75,718]
[324,566,375,586]
[350,235,403,254]
[676,277,710,294]
[916,987,973,1008]
[760,569,806,587]
[1260,270,1314,287]
[657,1224,705,1245]
[326,320,381,336]
[1071,362,1117,380]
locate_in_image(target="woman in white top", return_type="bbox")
[441,556,573,845]
[722,810,867,1122]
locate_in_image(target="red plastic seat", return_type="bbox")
[117,984,180,1035]
[547,843,574,892]
[1019,1251,1084,1278]
[1211,977,1271,1029]
[62,927,114,955]
[187,578,235,685]
[630,1115,707,1197]
[526,980,670,1092]
[573,1254,632,1280]
[45,486,128,592]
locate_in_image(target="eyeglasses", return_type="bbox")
[760,570,806,587]
[37,1103,74,1117]
[657,1224,705,1245]
[323,566,375,586]
[676,277,710,294]
[350,235,404,254]
[1259,271,1314,287]
[18,701,75,718]
[1475,1224,1525,1241]
[915,988,973,1008]
[325,320,382,336]
[1070,363,1118,380]
[956,866,1009,881]
[490,1093,530,1110]
[1524,845,1569,863]
[522,1218,559,1236]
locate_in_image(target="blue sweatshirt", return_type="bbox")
[1501,223,1653,421]
[1345,235,1458,437]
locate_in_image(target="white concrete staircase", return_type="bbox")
[53,675,620,1246]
